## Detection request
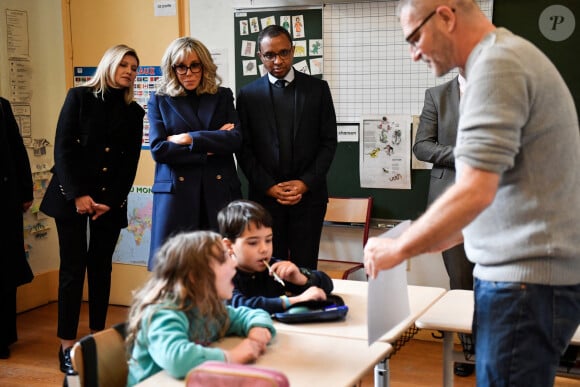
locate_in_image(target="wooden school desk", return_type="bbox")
[415,289,580,387]
[134,331,392,387]
[274,279,446,387]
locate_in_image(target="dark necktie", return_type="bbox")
[274,79,286,88]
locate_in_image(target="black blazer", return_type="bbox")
[40,87,144,228]
[236,70,337,204]
[0,97,34,287]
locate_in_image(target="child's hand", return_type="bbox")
[293,286,327,304]
[225,338,266,364]
[247,327,272,346]
[270,260,303,284]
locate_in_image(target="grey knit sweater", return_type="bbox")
[455,28,580,285]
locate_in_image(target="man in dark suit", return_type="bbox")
[236,25,337,270]
[413,74,475,377]
[0,97,34,359]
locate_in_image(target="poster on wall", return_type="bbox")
[73,66,162,148]
[359,115,412,189]
[112,185,152,266]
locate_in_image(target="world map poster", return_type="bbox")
[112,186,153,266]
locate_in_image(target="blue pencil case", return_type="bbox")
[273,294,348,323]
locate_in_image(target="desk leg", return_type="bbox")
[374,359,389,387]
[443,331,454,387]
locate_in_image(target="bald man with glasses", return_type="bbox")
[364,1,580,385]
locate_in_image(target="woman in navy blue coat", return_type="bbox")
[147,37,241,270]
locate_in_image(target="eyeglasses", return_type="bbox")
[405,10,437,47]
[173,62,202,75]
[405,7,455,47]
[260,49,292,62]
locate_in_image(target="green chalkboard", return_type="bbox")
[493,1,579,118]
[233,8,323,93]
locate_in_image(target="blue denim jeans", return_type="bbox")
[473,279,580,387]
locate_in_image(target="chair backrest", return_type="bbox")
[324,196,373,246]
[70,323,127,387]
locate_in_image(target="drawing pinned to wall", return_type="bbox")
[261,15,275,29]
[309,39,323,56]
[249,17,259,33]
[239,19,249,35]
[280,16,291,33]
[241,40,255,57]
[360,115,412,189]
[292,15,305,38]
[258,64,267,76]
[294,59,310,75]
[310,58,323,75]
[242,59,257,76]
[32,138,49,156]
[293,40,307,57]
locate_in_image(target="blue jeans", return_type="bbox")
[473,279,580,387]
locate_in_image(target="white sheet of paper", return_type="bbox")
[367,220,412,345]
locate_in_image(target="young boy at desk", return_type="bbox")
[218,200,334,313]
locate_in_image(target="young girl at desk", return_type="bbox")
[218,200,334,313]
[125,231,275,386]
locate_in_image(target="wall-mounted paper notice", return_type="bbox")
[154,0,176,17]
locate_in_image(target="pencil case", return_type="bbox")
[273,294,349,323]
[186,361,289,387]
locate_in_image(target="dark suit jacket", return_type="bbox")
[147,87,242,268]
[413,76,460,204]
[0,97,34,288]
[236,70,337,204]
[40,87,144,228]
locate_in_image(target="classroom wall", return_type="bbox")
[0,0,66,309]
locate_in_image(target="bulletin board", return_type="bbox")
[233,7,323,93]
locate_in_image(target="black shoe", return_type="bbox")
[454,362,475,377]
[0,346,10,359]
[59,345,74,374]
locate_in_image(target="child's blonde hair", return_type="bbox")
[126,231,229,352]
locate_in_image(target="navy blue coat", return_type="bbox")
[0,97,33,288]
[147,87,242,269]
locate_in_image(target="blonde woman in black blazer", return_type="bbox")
[40,44,144,374]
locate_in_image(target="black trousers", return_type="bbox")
[0,286,17,348]
[55,215,121,340]
[263,198,327,270]
[441,243,474,291]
